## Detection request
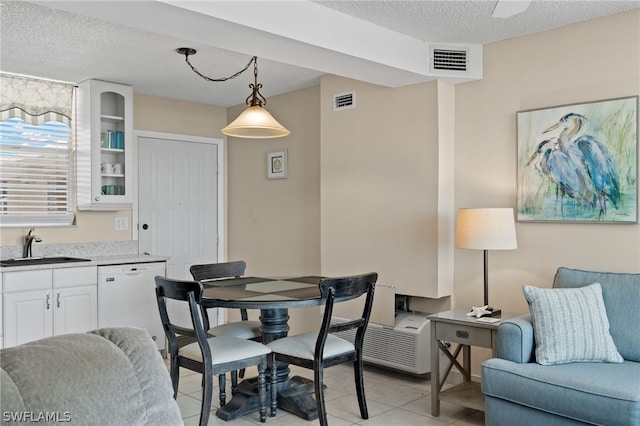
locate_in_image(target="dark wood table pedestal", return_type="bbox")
[216,374,318,421]
[215,307,319,421]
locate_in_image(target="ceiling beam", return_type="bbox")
[34,0,481,87]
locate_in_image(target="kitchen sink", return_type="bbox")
[0,256,91,267]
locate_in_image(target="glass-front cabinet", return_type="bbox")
[77,79,133,210]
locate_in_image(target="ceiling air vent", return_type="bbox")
[431,48,468,72]
[333,91,356,112]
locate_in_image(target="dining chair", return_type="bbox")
[189,260,261,342]
[155,276,275,425]
[266,272,377,426]
[190,260,262,391]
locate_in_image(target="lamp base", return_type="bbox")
[481,307,502,317]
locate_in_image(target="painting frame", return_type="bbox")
[516,96,638,223]
[267,150,287,180]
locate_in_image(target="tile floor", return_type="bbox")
[169,362,485,426]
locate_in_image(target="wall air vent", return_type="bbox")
[333,91,356,112]
[428,44,482,81]
[432,48,467,72]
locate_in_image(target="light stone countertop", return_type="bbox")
[0,241,169,272]
[0,254,169,272]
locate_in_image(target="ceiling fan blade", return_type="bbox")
[492,0,532,18]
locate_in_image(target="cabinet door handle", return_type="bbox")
[46,293,50,310]
[57,291,61,308]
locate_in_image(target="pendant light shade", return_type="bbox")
[222,105,290,138]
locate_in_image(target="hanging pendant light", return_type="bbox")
[222,58,290,138]
[177,48,290,139]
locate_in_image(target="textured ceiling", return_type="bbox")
[1,1,638,107]
[314,1,640,44]
[0,1,325,107]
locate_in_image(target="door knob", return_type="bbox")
[142,224,149,230]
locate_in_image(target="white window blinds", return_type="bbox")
[0,74,75,227]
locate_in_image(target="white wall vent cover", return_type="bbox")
[330,312,430,375]
[429,43,483,81]
[333,91,356,111]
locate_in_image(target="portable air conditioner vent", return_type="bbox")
[330,312,430,375]
[432,48,468,72]
[333,91,356,111]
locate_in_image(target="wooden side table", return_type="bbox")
[428,309,520,416]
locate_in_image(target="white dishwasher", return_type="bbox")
[98,262,165,351]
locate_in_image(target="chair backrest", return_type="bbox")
[189,261,249,325]
[155,276,210,360]
[317,272,378,360]
[190,261,246,281]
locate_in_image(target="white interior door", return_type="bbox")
[137,133,223,279]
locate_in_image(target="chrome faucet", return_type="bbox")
[23,228,42,258]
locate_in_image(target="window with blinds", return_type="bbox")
[0,118,74,226]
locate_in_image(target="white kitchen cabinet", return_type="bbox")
[53,285,98,336]
[77,79,133,210]
[2,266,98,348]
[4,289,53,347]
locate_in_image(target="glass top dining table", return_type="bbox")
[200,276,325,309]
[199,276,326,422]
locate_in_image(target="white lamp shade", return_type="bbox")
[455,208,517,250]
[222,105,290,139]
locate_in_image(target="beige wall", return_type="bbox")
[456,9,640,314]
[226,86,321,335]
[133,94,228,138]
[319,76,454,324]
[137,8,640,371]
[455,9,640,374]
[226,86,321,276]
[0,211,132,246]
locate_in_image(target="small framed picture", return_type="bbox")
[267,150,287,179]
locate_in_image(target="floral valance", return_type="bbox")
[0,73,74,126]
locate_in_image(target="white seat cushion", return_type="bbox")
[179,335,270,365]
[267,332,355,361]
[210,320,261,339]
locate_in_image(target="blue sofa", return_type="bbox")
[481,267,640,425]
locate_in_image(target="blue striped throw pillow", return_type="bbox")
[523,283,623,366]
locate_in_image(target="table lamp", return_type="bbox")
[455,208,517,317]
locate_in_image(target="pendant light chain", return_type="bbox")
[247,59,267,107]
[180,48,257,83]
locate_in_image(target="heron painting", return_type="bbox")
[517,96,637,223]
